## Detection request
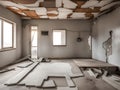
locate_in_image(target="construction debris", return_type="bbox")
[57,87,78,90]
[102,75,120,90]
[0,68,15,73]
[5,62,40,86]
[42,80,56,88]
[17,62,33,68]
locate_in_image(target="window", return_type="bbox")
[3,21,13,48]
[53,30,66,46]
[0,18,16,51]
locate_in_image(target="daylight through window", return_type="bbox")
[0,18,16,51]
[53,30,66,46]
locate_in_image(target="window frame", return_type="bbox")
[52,30,67,46]
[0,17,16,52]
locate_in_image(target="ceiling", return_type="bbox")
[0,0,120,20]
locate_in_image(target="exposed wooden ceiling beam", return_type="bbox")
[47,8,58,11]
[22,10,39,18]
[74,7,100,13]
[7,0,37,4]
[7,6,25,16]
[47,13,58,17]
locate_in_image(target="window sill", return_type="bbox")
[53,45,67,47]
[0,48,16,52]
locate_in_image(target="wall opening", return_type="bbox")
[31,26,38,59]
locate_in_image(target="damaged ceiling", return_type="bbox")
[0,0,120,19]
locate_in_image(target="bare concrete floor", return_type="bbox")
[0,60,117,90]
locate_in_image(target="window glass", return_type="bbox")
[53,30,66,45]
[3,21,13,48]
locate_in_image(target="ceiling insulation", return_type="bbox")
[0,0,119,19]
[34,7,47,15]
[47,11,58,15]
[40,15,48,19]
[70,13,86,19]
[56,0,62,7]
[81,0,99,8]
[63,0,77,9]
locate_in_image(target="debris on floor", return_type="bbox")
[0,68,15,73]
[102,75,120,90]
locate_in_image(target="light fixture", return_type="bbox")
[77,32,82,42]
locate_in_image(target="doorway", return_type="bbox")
[31,26,38,59]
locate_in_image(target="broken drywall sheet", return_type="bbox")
[7,62,83,87]
[65,75,75,87]
[5,62,39,85]
[57,87,78,90]
[42,80,56,88]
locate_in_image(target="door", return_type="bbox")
[31,26,38,59]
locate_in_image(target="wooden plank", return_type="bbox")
[102,76,120,90]
[13,55,33,64]
[65,75,75,87]
[17,62,33,68]
[8,0,37,4]
[85,13,94,18]
[74,7,100,13]
[7,6,25,16]
[57,87,78,90]
[110,75,120,81]
[47,8,58,11]
[87,69,96,77]
[42,80,56,88]
[47,13,58,17]
[75,1,85,7]
[0,68,15,73]
[74,59,117,68]
[5,62,39,85]
[19,64,48,87]
[22,10,39,18]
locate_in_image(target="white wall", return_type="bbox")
[0,6,22,67]
[22,19,92,58]
[92,7,120,67]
